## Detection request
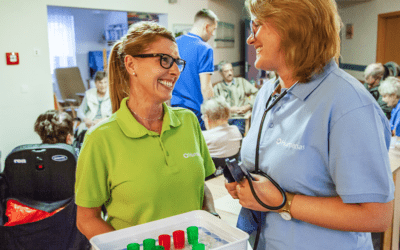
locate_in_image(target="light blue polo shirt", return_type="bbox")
[240,59,394,250]
[390,100,400,136]
[171,33,214,112]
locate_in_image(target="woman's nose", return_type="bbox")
[247,34,255,45]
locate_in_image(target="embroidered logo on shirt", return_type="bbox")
[276,138,305,150]
[183,153,201,158]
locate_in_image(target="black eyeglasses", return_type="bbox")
[249,20,261,38]
[131,53,186,72]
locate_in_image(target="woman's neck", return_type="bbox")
[127,98,164,121]
[276,64,298,91]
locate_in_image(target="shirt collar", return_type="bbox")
[223,78,235,86]
[187,32,203,41]
[116,97,181,138]
[290,59,338,101]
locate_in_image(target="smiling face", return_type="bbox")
[247,17,285,72]
[125,37,181,104]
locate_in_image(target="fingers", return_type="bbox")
[225,180,239,199]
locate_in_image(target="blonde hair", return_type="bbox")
[108,21,176,113]
[246,0,342,83]
[201,97,231,121]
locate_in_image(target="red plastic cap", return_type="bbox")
[158,234,171,250]
[173,230,185,249]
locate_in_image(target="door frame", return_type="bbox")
[376,10,400,62]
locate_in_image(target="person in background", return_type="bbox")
[379,76,400,137]
[76,71,112,134]
[34,109,74,145]
[364,63,392,119]
[213,61,259,135]
[225,0,394,249]
[75,21,218,241]
[171,9,219,130]
[201,97,242,159]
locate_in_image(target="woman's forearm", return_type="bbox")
[202,183,217,213]
[77,216,115,240]
[290,195,393,232]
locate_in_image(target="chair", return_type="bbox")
[55,67,87,106]
[0,143,90,250]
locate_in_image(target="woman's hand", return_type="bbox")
[236,174,284,212]
[84,118,94,128]
[225,180,239,199]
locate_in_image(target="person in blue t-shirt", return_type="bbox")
[225,0,394,250]
[171,9,219,130]
[379,76,400,136]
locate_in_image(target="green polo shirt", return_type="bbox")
[75,98,215,230]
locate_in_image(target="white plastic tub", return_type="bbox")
[90,210,249,250]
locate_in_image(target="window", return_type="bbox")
[47,14,77,74]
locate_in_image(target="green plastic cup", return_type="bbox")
[192,243,205,250]
[187,226,199,245]
[143,238,156,250]
[126,242,140,250]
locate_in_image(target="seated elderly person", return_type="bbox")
[364,63,392,119]
[76,71,112,134]
[379,76,400,136]
[201,97,242,175]
[34,109,74,145]
[213,61,258,135]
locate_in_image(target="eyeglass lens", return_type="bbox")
[160,54,185,72]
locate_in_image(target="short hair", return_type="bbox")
[94,71,107,82]
[364,63,384,81]
[194,9,219,24]
[108,21,176,113]
[378,76,400,97]
[34,110,73,144]
[218,60,231,72]
[246,0,342,83]
[201,97,231,121]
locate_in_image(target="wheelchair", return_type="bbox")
[0,143,90,250]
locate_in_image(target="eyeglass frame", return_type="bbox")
[249,20,261,38]
[130,53,186,72]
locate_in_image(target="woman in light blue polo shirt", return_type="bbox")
[225,0,395,249]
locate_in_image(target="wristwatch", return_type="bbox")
[279,192,295,221]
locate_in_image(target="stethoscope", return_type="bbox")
[245,79,298,250]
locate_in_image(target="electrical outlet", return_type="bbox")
[34,48,40,56]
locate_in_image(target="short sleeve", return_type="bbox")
[198,46,214,74]
[195,117,215,177]
[329,104,394,204]
[75,132,110,208]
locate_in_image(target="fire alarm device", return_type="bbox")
[6,52,19,65]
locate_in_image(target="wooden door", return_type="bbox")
[244,19,259,82]
[376,11,400,64]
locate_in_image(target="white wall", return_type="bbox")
[208,0,244,83]
[339,0,400,80]
[0,0,220,170]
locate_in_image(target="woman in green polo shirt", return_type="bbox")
[74,21,218,240]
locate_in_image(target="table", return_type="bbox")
[382,147,400,250]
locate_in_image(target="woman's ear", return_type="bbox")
[66,133,73,145]
[124,55,136,76]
